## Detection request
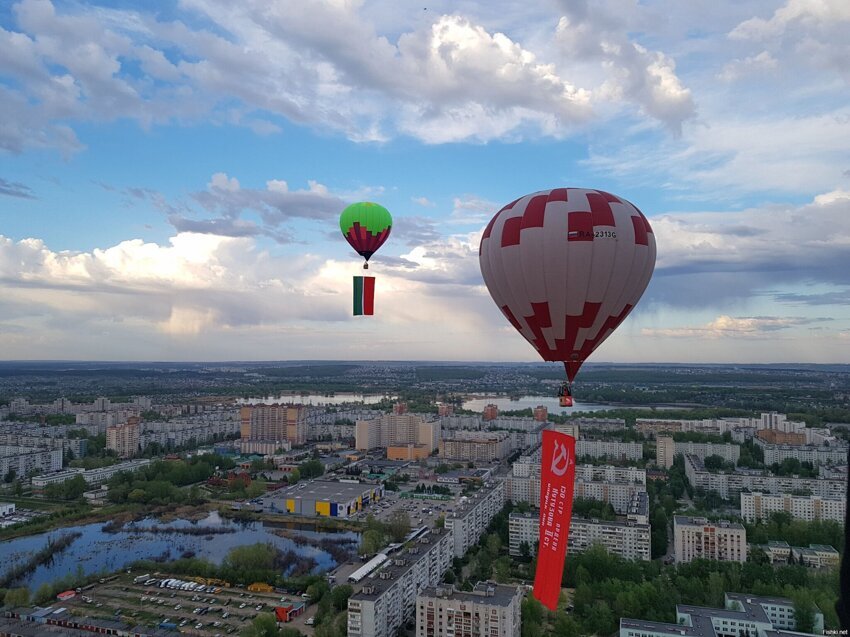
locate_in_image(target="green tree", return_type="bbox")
[330,584,353,611]
[387,510,411,542]
[241,613,279,637]
[3,587,30,607]
[288,468,301,485]
[280,629,303,637]
[359,529,385,556]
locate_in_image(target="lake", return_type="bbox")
[239,393,393,406]
[0,511,359,591]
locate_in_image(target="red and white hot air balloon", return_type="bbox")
[479,188,656,406]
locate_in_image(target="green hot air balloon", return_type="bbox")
[340,202,392,269]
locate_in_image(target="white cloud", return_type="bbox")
[0,0,699,152]
[412,196,435,207]
[717,51,777,82]
[642,315,823,339]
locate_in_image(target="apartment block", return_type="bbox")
[0,434,87,458]
[31,459,151,489]
[656,436,740,469]
[0,445,62,477]
[740,491,845,523]
[684,454,846,500]
[508,509,651,561]
[415,582,523,637]
[444,480,506,557]
[439,432,510,462]
[576,440,643,461]
[347,529,454,637]
[106,418,141,458]
[754,438,848,467]
[620,592,824,637]
[356,414,440,453]
[240,404,307,446]
[674,516,747,564]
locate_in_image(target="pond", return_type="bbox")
[0,511,359,591]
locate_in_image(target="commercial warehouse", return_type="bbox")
[262,480,384,518]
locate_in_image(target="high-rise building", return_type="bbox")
[240,404,307,447]
[444,480,506,557]
[533,406,548,422]
[416,582,523,637]
[437,403,455,417]
[393,402,408,415]
[348,529,454,637]
[355,414,440,453]
[673,516,747,564]
[106,417,141,458]
[482,404,499,422]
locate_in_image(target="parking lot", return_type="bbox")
[61,573,315,635]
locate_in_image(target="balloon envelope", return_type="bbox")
[340,202,392,262]
[479,188,656,382]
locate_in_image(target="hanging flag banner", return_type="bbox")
[353,276,375,316]
[532,429,577,610]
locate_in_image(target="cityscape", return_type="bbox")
[2,0,849,636]
[0,361,847,636]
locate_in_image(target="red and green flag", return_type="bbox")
[353,276,375,316]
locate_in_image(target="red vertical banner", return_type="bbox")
[363,275,375,315]
[532,430,577,610]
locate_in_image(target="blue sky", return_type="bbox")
[0,0,849,363]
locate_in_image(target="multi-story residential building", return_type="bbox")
[444,480,506,557]
[574,480,647,514]
[684,454,846,500]
[637,413,805,440]
[755,429,806,445]
[347,529,454,637]
[482,405,499,422]
[415,582,523,637]
[106,418,141,458]
[0,446,62,477]
[620,592,824,637]
[0,502,15,517]
[552,422,579,438]
[656,436,740,469]
[240,404,307,447]
[31,459,151,489]
[740,491,845,523]
[674,517,747,564]
[439,416,485,431]
[437,403,455,417]
[571,418,626,432]
[488,417,547,434]
[533,406,548,422]
[356,414,440,453]
[139,416,240,451]
[439,432,510,462]
[754,438,848,467]
[576,440,643,461]
[0,434,87,457]
[508,507,651,561]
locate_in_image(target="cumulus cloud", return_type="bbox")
[0,228,503,360]
[717,51,778,82]
[0,0,698,152]
[553,1,695,133]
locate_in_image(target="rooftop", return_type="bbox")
[674,516,745,530]
[265,479,379,503]
[418,581,520,607]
